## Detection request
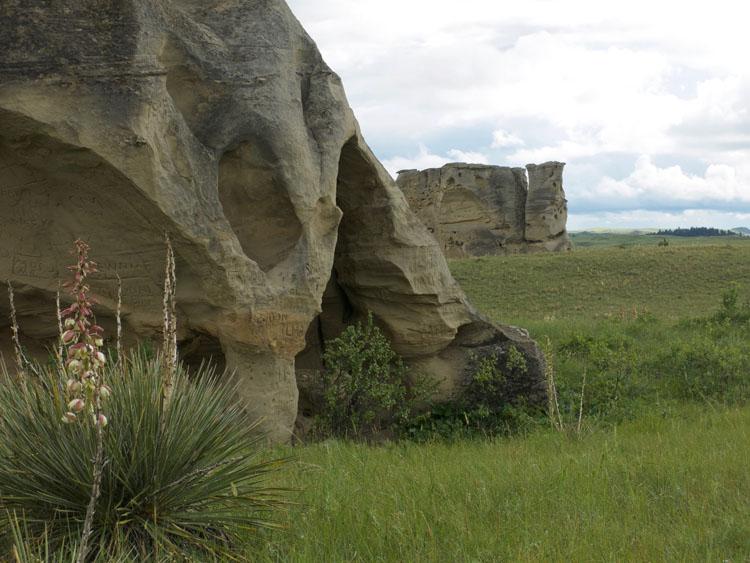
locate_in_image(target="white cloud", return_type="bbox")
[491,130,525,149]
[288,0,750,226]
[446,149,489,164]
[571,156,750,211]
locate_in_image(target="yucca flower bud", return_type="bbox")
[62,329,77,344]
[68,398,85,413]
[67,359,83,374]
[62,412,77,424]
[94,414,108,427]
[95,351,106,365]
[66,378,82,394]
[95,338,104,347]
[99,385,111,399]
[64,317,76,329]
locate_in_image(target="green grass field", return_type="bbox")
[570,231,749,249]
[257,407,750,562]
[452,237,750,325]
[256,237,750,562]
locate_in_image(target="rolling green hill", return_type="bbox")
[570,230,749,249]
[452,241,750,325]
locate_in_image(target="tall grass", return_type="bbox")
[256,405,750,561]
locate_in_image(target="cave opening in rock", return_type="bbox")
[180,331,227,376]
[293,268,355,418]
[293,137,377,419]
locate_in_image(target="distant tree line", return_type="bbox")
[651,227,737,237]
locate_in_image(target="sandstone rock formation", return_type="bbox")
[0,0,546,441]
[525,162,570,247]
[397,162,572,258]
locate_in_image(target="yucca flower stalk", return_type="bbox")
[60,239,108,425]
[58,239,109,563]
[6,281,25,376]
[5,281,41,379]
[161,233,177,408]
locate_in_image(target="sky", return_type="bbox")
[286,0,750,230]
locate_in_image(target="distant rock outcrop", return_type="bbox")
[397,162,572,258]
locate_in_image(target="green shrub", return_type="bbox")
[0,352,288,560]
[404,346,542,441]
[460,346,541,435]
[557,331,640,418]
[314,313,418,439]
[654,339,750,403]
[715,283,750,323]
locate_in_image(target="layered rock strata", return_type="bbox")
[397,162,572,258]
[0,0,546,441]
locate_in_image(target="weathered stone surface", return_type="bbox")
[0,0,546,441]
[397,162,572,258]
[525,161,571,249]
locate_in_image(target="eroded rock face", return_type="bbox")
[397,162,572,258]
[525,162,570,248]
[0,0,546,441]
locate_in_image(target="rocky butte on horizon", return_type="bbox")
[396,161,572,259]
[0,0,547,442]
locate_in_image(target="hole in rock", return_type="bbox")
[180,332,226,375]
[294,137,385,418]
[294,269,355,418]
[218,141,303,272]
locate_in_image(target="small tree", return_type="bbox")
[317,313,412,439]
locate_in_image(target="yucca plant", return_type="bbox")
[7,513,79,563]
[0,352,288,561]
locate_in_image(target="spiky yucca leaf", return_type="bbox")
[0,352,288,560]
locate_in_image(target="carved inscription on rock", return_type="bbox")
[248,310,308,357]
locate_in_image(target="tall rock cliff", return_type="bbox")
[397,162,572,258]
[0,0,546,441]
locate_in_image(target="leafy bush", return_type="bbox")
[404,346,541,440]
[314,313,420,439]
[654,339,750,403]
[461,347,537,432]
[715,283,750,323]
[0,352,287,560]
[557,331,640,418]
